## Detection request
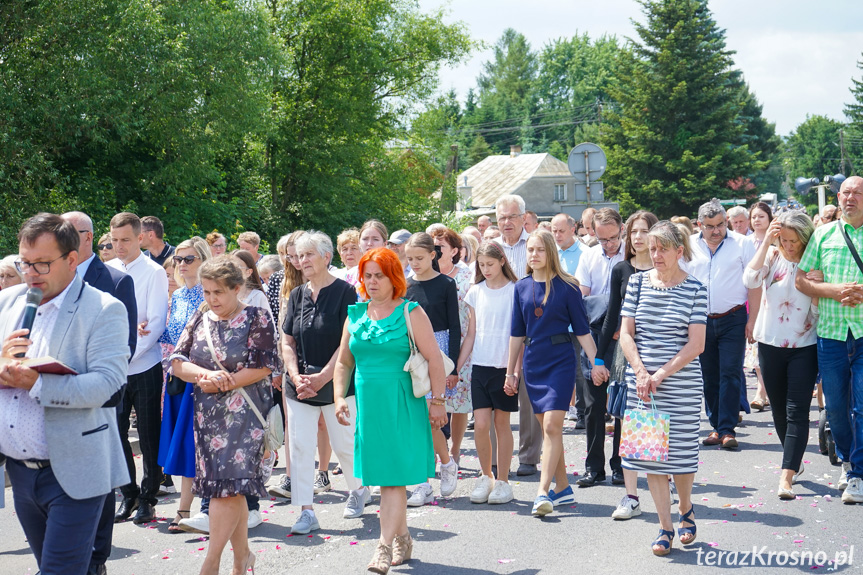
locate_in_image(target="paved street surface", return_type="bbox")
[2,376,860,574]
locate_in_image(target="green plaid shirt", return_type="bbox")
[799,218,863,341]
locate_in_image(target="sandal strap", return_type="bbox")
[653,529,674,549]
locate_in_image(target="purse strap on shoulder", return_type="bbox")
[203,312,267,428]
[402,299,418,353]
[839,222,863,275]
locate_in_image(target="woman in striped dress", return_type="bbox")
[618,221,707,556]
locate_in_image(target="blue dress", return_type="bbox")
[157,284,204,478]
[511,276,590,413]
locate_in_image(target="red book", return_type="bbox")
[0,356,78,385]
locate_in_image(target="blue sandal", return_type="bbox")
[678,507,697,545]
[652,529,674,556]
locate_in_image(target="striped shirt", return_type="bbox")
[495,228,529,280]
[799,219,863,341]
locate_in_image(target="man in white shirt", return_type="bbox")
[574,208,625,486]
[107,212,169,525]
[727,206,751,236]
[493,194,540,476]
[686,199,756,450]
[551,213,590,429]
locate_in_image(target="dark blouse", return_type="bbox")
[282,278,357,406]
[405,274,460,375]
[267,269,285,328]
[596,259,652,364]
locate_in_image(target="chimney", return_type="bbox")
[510,145,522,158]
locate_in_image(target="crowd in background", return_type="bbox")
[1,181,862,574]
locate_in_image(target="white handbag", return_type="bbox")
[203,312,284,453]
[402,300,455,398]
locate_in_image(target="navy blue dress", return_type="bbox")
[511,276,590,413]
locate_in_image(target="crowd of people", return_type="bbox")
[1,179,862,574]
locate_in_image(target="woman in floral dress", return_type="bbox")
[171,256,282,575]
[431,227,474,464]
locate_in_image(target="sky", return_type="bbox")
[418,0,863,136]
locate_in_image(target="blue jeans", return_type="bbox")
[818,332,863,480]
[7,459,106,575]
[701,307,747,436]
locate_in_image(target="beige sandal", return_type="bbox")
[367,541,393,574]
[392,532,413,566]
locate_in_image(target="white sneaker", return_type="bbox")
[839,462,852,490]
[669,477,676,504]
[261,451,277,484]
[488,480,514,505]
[370,486,381,497]
[565,406,579,421]
[611,495,642,520]
[440,460,458,497]
[343,487,371,519]
[470,476,494,504]
[841,477,863,504]
[407,483,434,507]
[177,512,210,534]
[247,509,263,529]
[291,509,320,534]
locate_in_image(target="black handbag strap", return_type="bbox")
[299,285,308,368]
[839,222,863,275]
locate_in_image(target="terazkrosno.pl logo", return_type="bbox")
[696,545,854,568]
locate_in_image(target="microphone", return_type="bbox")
[15,287,43,358]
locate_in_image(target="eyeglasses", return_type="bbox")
[702,222,727,233]
[212,242,226,249]
[597,235,621,245]
[497,213,523,223]
[15,253,71,275]
[78,229,90,235]
[98,243,113,250]
[172,255,199,264]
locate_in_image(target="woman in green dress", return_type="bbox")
[334,247,447,575]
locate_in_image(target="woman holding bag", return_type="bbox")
[618,221,707,556]
[170,256,281,575]
[334,248,446,574]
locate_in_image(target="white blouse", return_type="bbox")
[742,247,818,348]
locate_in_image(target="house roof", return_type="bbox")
[459,153,572,208]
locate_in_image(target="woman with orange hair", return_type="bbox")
[334,248,447,574]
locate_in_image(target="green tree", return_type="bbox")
[0,0,275,252]
[784,115,845,183]
[601,0,766,217]
[264,0,474,229]
[467,135,493,166]
[843,55,863,173]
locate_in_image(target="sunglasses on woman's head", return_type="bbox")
[172,255,199,264]
[98,243,113,250]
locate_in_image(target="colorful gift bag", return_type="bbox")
[619,395,670,462]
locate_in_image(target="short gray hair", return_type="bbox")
[495,194,526,215]
[697,198,726,223]
[295,230,333,260]
[726,206,748,219]
[257,254,283,275]
[62,211,93,233]
[0,255,25,281]
[649,220,693,262]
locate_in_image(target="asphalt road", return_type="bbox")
[2,376,860,574]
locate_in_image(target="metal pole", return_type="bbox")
[818,185,826,214]
[584,150,591,204]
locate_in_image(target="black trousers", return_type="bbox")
[118,362,163,504]
[584,337,621,474]
[758,343,818,471]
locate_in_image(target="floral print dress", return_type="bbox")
[169,306,282,499]
[448,263,474,414]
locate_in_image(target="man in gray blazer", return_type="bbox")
[0,213,130,575]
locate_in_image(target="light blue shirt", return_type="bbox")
[76,253,96,280]
[557,240,584,277]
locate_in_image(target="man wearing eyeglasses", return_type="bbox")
[686,199,755,450]
[573,208,625,486]
[0,213,130,575]
[63,211,137,575]
[107,212,168,526]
